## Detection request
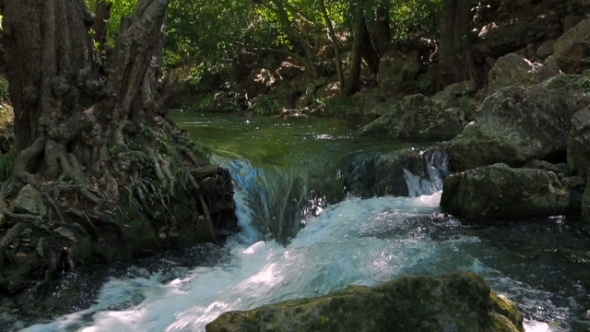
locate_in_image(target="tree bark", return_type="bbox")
[360,18,380,74]
[0,0,237,295]
[318,0,344,90]
[343,0,366,96]
[437,0,476,88]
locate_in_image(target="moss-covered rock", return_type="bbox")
[206,272,524,332]
[441,163,577,220]
[486,53,557,96]
[446,85,584,172]
[554,19,590,74]
[358,94,465,141]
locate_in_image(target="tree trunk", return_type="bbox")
[269,0,319,78]
[318,0,344,90]
[92,0,113,52]
[0,0,237,295]
[360,18,380,74]
[374,4,391,56]
[343,0,366,96]
[437,0,476,88]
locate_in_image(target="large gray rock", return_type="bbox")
[377,51,421,97]
[487,53,558,95]
[358,94,465,141]
[433,80,477,109]
[206,272,524,332]
[568,107,590,179]
[13,184,47,216]
[446,85,582,172]
[441,163,575,220]
[554,19,590,74]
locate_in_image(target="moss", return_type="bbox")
[206,272,524,332]
[490,291,524,332]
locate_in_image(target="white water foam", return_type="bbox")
[22,191,558,332]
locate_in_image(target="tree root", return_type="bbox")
[191,165,222,181]
[188,173,217,244]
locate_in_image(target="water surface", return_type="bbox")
[22,113,590,332]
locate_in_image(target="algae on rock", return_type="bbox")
[206,272,524,332]
[441,163,577,220]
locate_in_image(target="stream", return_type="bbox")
[20,113,590,332]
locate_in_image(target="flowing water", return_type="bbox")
[20,113,590,332]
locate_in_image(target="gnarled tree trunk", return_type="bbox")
[0,0,237,296]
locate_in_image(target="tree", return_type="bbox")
[0,0,236,294]
[343,0,366,96]
[319,0,345,89]
[437,0,476,87]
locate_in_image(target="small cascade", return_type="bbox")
[342,148,451,198]
[403,150,450,197]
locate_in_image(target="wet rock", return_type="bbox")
[13,184,47,216]
[358,94,465,141]
[341,148,449,198]
[568,107,590,180]
[487,54,558,96]
[441,163,576,220]
[206,272,524,332]
[446,85,582,172]
[554,19,590,74]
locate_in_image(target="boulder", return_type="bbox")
[536,40,555,59]
[433,80,477,109]
[441,163,576,220]
[242,68,279,99]
[274,59,304,81]
[554,19,590,74]
[584,180,590,223]
[568,107,590,179]
[474,13,563,60]
[563,15,584,33]
[377,52,421,97]
[487,53,558,95]
[358,94,465,141]
[13,184,47,216]
[446,85,582,172]
[206,272,524,332]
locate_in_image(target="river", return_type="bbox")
[21,113,590,332]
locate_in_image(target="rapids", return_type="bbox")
[20,113,590,332]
